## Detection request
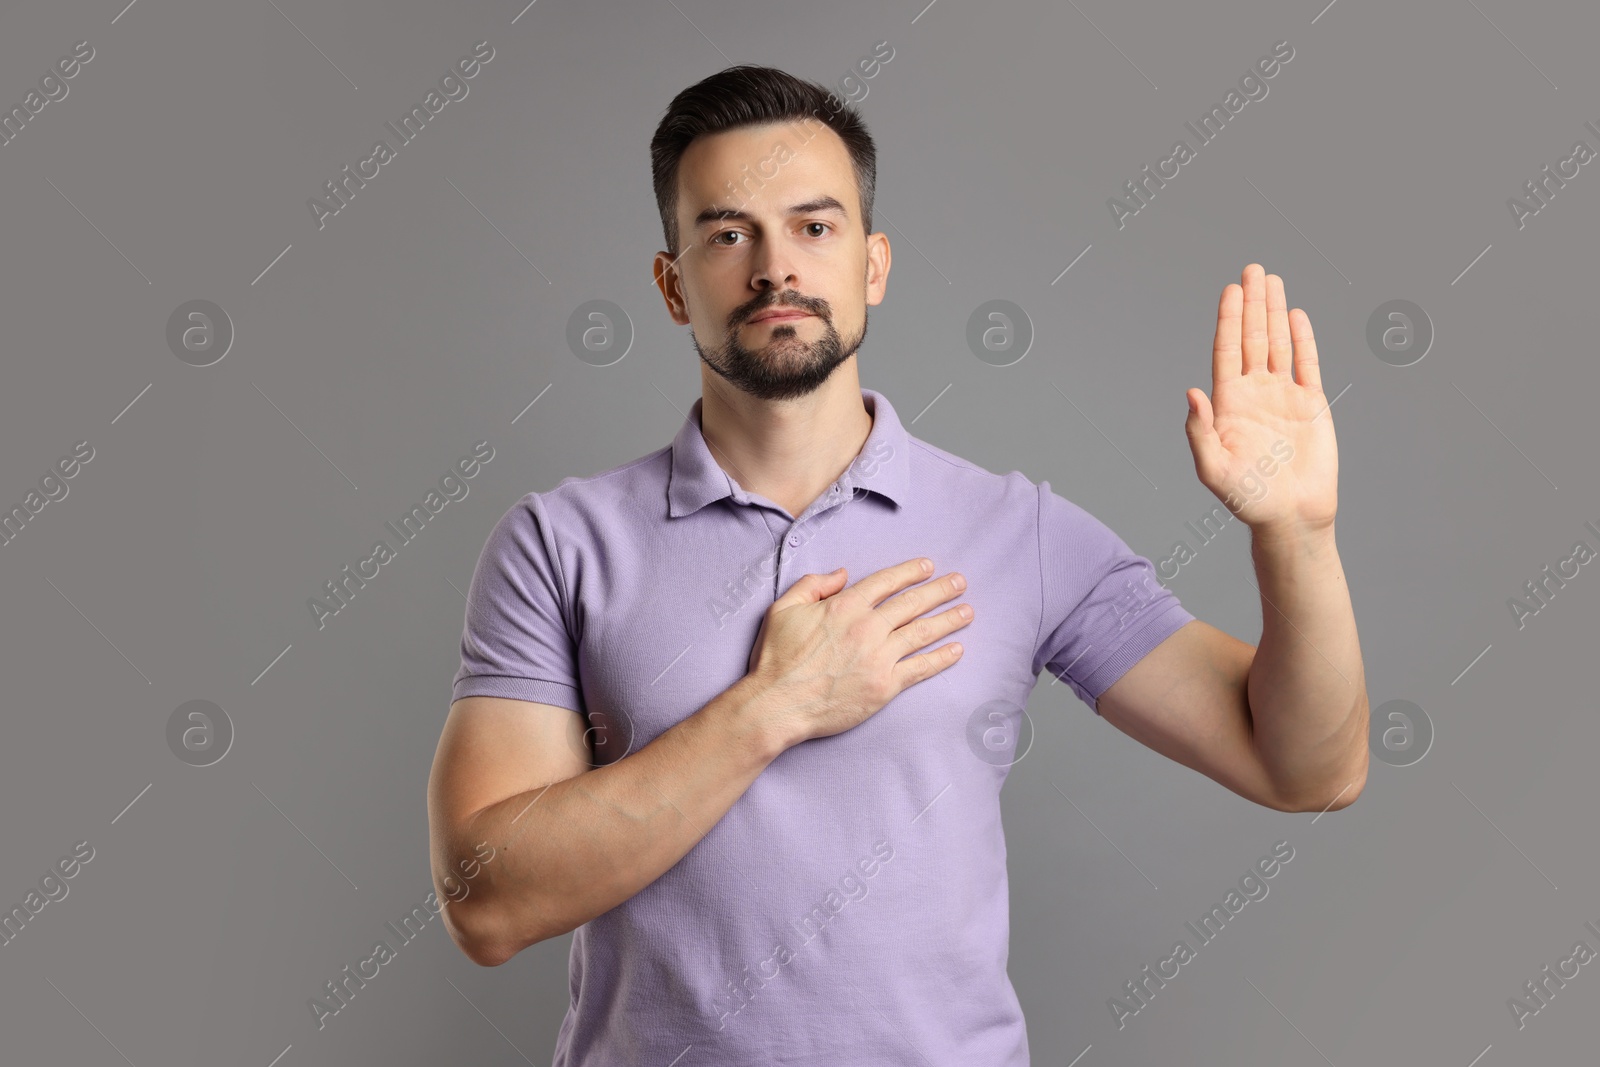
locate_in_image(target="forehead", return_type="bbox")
[676,121,856,220]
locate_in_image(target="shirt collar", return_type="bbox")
[668,387,911,518]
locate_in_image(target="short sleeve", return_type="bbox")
[1033,480,1194,714]
[450,491,586,714]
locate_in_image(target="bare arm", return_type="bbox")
[1097,264,1368,813]
[1160,262,1366,809]
[1244,524,1368,809]
[429,677,784,967]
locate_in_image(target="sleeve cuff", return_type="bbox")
[450,674,585,714]
[1078,601,1195,715]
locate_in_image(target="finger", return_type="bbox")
[890,602,972,659]
[1240,263,1268,375]
[1213,282,1243,385]
[839,557,936,613]
[890,640,965,694]
[1289,308,1322,393]
[1265,273,1292,377]
[882,578,969,634]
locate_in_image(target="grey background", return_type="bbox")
[1,0,1595,1063]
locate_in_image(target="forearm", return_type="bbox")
[453,676,790,964]
[1245,522,1369,810]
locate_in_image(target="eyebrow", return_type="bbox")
[693,196,850,230]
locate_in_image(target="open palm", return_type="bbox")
[1184,263,1338,537]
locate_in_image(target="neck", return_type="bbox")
[697,370,874,518]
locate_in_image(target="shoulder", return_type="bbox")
[906,435,1041,511]
[500,445,673,529]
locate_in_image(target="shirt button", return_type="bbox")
[832,484,840,493]
[788,535,801,547]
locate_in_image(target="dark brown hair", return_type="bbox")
[650,65,877,257]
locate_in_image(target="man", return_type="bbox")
[427,64,1367,1065]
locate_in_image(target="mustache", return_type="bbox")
[735,294,829,325]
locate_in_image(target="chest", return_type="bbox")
[567,496,1043,773]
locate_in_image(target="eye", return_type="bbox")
[711,230,745,246]
[804,222,831,237]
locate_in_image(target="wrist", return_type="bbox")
[724,674,802,761]
[1249,518,1336,553]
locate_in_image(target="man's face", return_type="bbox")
[654,121,890,402]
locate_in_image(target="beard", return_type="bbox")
[691,292,867,402]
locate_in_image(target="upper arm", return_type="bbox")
[439,490,590,961]
[439,487,589,856]
[1093,619,1293,811]
[427,696,591,961]
[428,695,591,847]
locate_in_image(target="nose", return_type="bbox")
[751,240,800,294]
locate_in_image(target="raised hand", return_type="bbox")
[1184,263,1338,539]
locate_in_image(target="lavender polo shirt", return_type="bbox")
[451,387,1194,1065]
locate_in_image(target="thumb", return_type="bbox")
[1183,388,1226,480]
[773,567,846,610]
[814,566,848,594]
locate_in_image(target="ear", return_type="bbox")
[653,249,692,325]
[865,231,890,307]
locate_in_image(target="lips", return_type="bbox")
[748,310,812,324]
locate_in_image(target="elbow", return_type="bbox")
[441,896,530,968]
[1285,782,1362,813]
[463,937,515,969]
[1318,737,1370,811]
[458,927,526,969]
[448,928,504,968]
[1273,754,1368,813]
[455,915,512,967]
[1255,705,1370,813]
